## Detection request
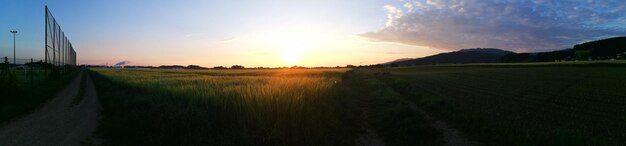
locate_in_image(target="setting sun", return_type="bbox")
[282,51,299,66]
[248,28,319,66]
[275,33,314,66]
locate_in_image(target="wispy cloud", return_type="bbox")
[361,0,626,52]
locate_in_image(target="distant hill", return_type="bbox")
[389,36,626,66]
[502,36,626,62]
[382,58,413,65]
[501,49,574,62]
[573,37,626,59]
[394,48,514,66]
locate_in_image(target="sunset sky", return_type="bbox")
[1,0,625,67]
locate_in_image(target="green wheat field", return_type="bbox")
[88,63,626,145]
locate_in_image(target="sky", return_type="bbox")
[1,0,625,67]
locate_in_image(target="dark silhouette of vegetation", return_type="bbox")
[230,65,245,69]
[186,65,207,69]
[157,65,185,69]
[0,59,18,91]
[389,63,399,67]
[573,36,626,60]
[1,68,78,123]
[501,49,574,62]
[212,66,227,69]
[48,66,61,80]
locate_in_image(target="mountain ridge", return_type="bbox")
[391,48,514,66]
[387,36,626,66]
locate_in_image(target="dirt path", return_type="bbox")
[356,127,385,146]
[404,101,476,146]
[356,99,475,146]
[356,104,386,146]
[0,73,101,146]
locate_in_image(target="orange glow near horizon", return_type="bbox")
[78,27,443,67]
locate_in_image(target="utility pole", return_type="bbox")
[10,30,18,65]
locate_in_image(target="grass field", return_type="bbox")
[91,68,353,145]
[89,63,626,145]
[90,68,442,145]
[382,66,626,145]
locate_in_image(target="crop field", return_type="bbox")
[90,68,356,145]
[89,65,626,145]
[383,66,626,145]
[90,68,442,145]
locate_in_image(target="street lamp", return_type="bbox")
[10,30,17,65]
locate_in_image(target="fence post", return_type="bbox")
[30,58,34,86]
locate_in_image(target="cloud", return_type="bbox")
[362,0,626,52]
[384,5,403,27]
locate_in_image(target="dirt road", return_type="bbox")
[0,73,101,145]
[404,101,476,146]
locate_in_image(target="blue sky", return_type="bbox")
[1,0,625,66]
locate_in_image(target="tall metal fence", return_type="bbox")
[1,6,79,87]
[45,6,76,66]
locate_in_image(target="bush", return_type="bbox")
[0,64,18,91]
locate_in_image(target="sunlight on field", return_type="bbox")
[91,68,349,144]
[94,68,348,102]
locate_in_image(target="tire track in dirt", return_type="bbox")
[403,100,476,146]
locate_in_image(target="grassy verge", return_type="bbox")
[70,71,87,106]
[0,68,79,124]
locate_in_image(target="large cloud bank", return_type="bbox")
[361,0,626,52]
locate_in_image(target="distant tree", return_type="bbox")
[346,65,356,68]
[0,59,18,90]
[158,65,185,69]
[390,63,399,67]
[362,64,381,68]
[213,66,227,69]
[573,36,626,60]
[230,65,245,69]
[186,65,205,69]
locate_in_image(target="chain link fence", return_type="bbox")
[0,56,75,87]
[1,6,78,88]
